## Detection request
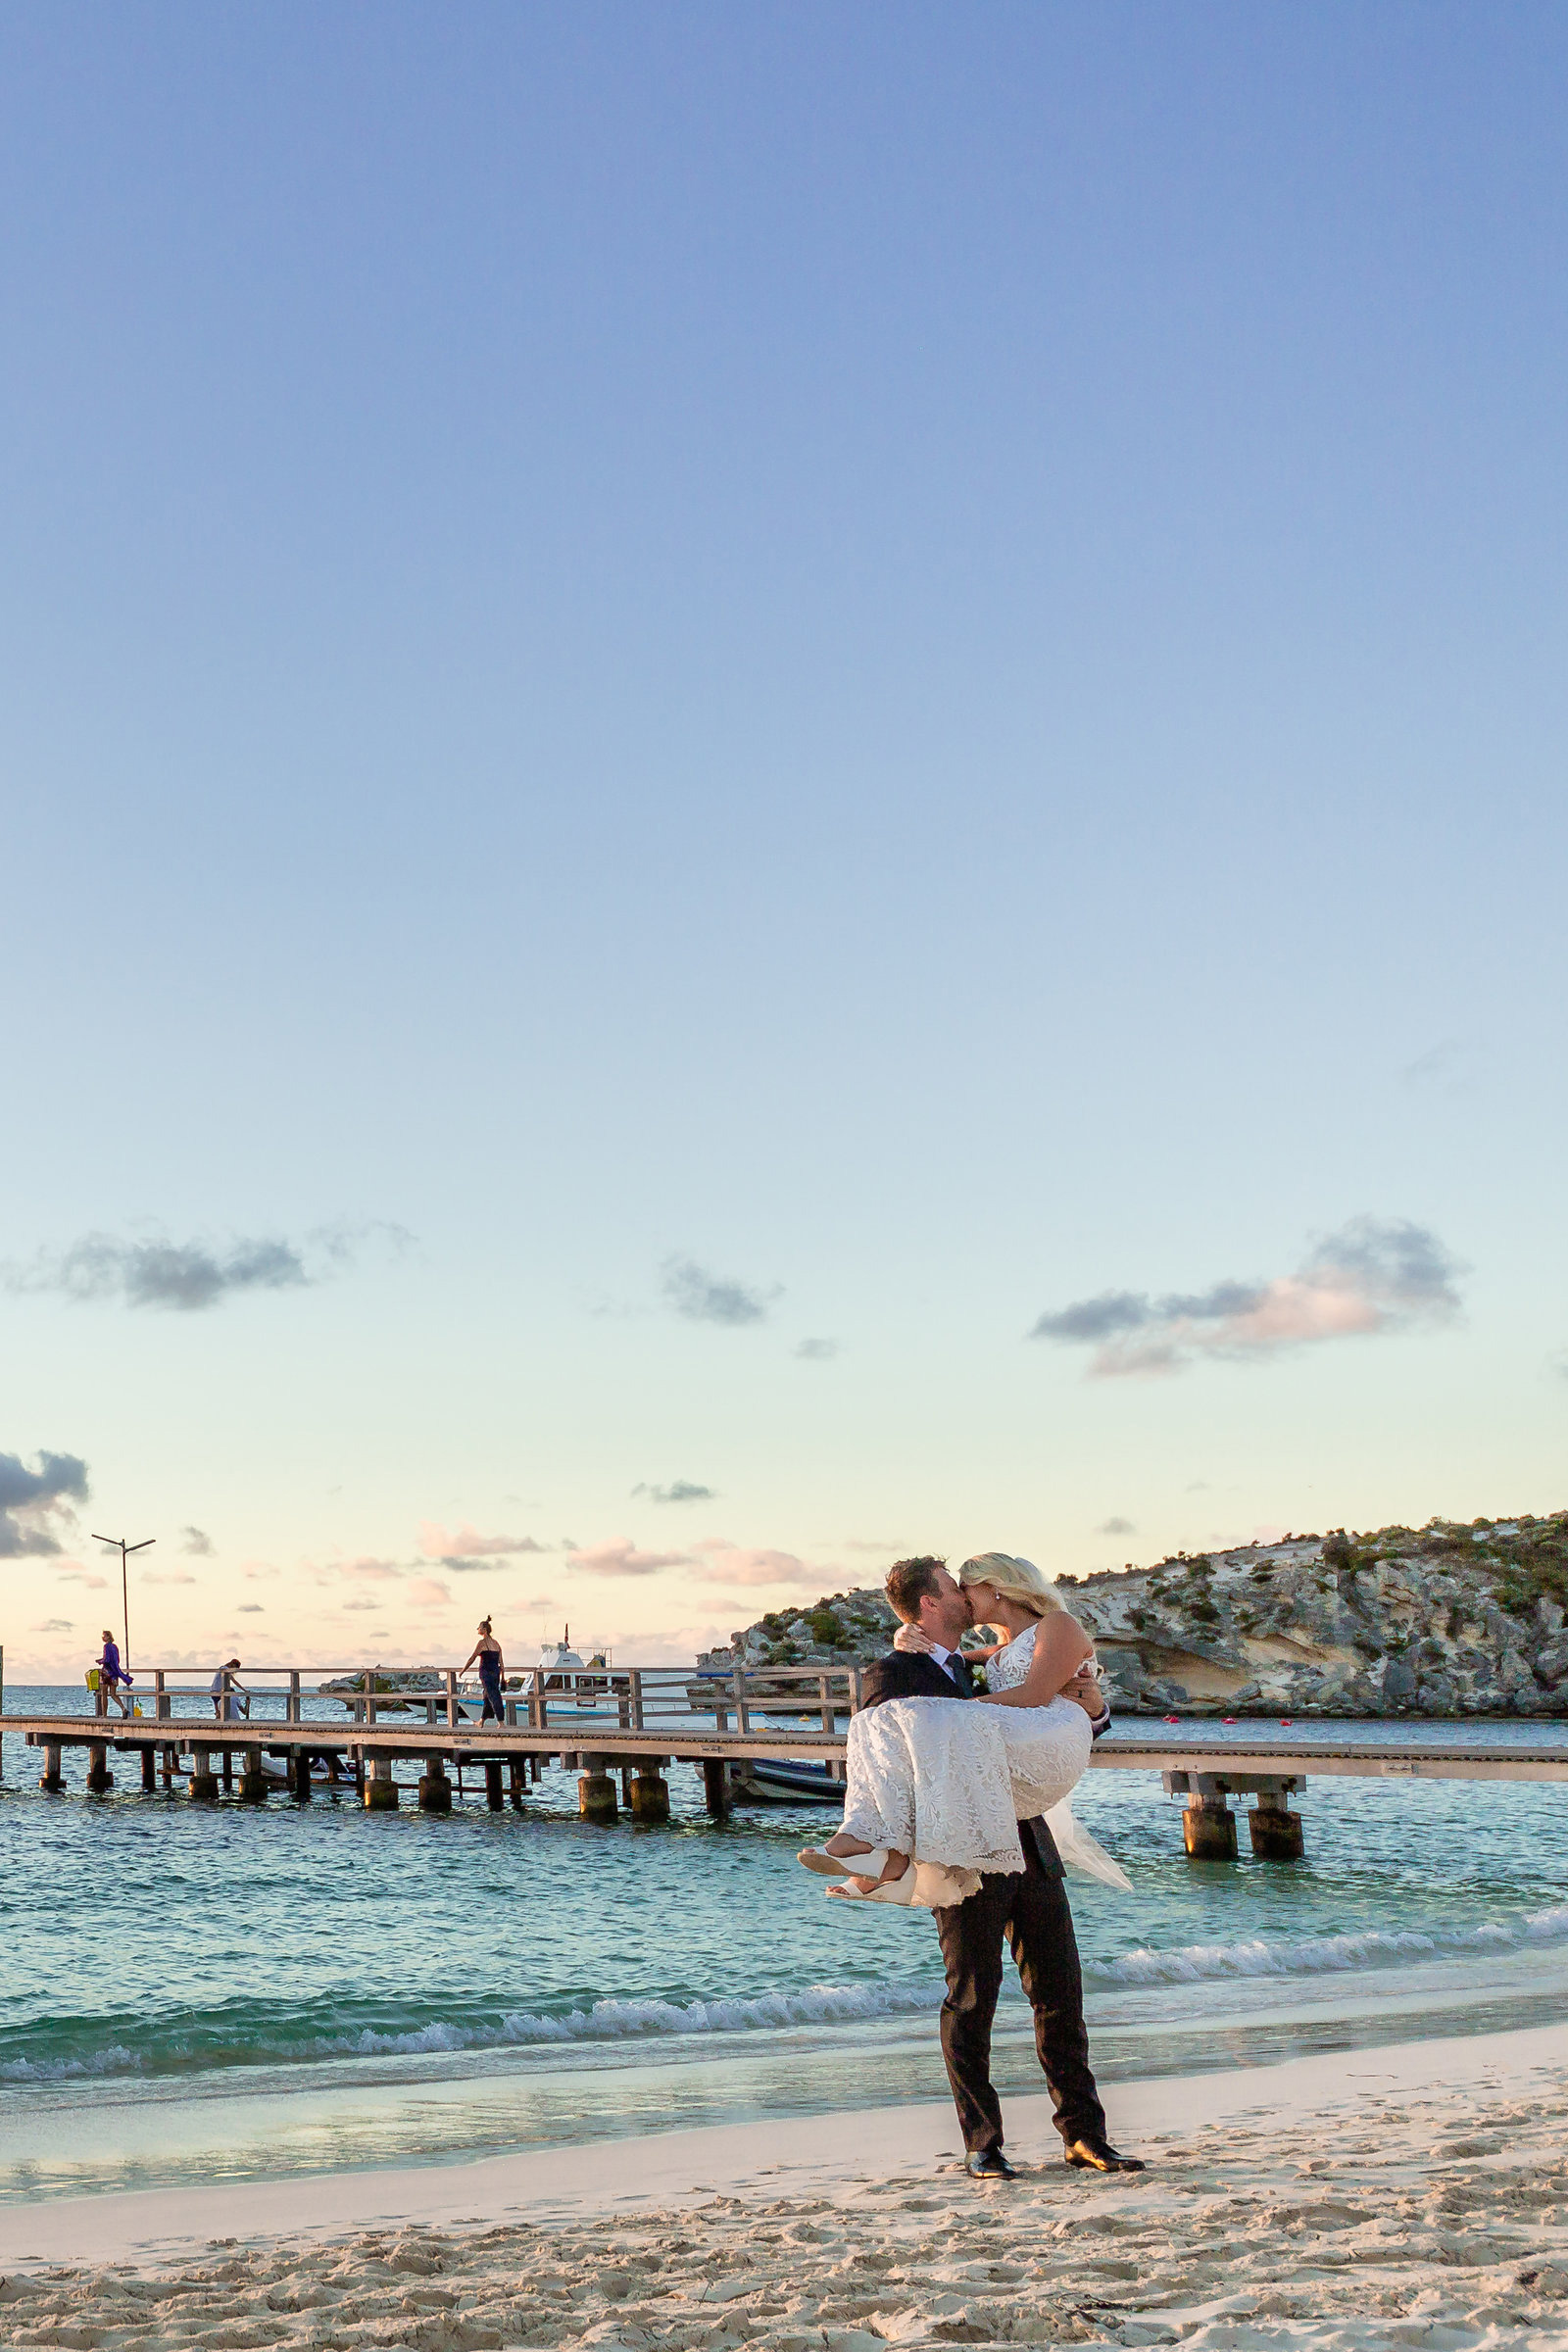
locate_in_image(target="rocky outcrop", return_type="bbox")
[707,1514,1568,1717]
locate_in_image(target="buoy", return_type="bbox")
[1280,1718,1293,1727]
[1164,1714,1179,1724]
[1222,1716,1237,1725]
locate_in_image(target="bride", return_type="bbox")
[800,1551,1130,1907]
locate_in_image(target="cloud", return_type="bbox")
[1401,1038,1473,1093]
[340,1598,382,1613]
[564,1539,693,1578]
[418,1520,546,1564]
[235,1603,265,1614]
[181,1526,215,1555]
[339,1556,404,1581]
[5,1221,413,1313]
[409,1578,453,1607]
[661,1255,772,1327]
[143,1570,197,1586]
[631,1481,715,1505]
[0,1448,89,1556]
[1030,1217,1464,1377]
[54,1566,109,1588]
[690,1539,833,1591]
[1097,1516,1136,1536]
[794,1338,839,1361]
[30,1617,74,1633]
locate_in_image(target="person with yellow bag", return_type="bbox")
[94,1630,133,1718]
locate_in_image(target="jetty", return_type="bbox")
[5,1659,1566,1853]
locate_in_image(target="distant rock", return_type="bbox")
[708,1514,1568,1716]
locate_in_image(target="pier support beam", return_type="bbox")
[189,1745,220,1802]
[162,1745,174,1790]
[1182,1794,1237,1860]
[140,1746,157,1793]
[85,1742,114,1794]
[1249,1794,1305,1860]
[290,1749,314,1800]
[365,1755,400,1810]
[238,1751,269,1803]
[578,1756,618,1823]
[418,1759,453,1813]
[630,1765,670,1825]
[484,1760,504,1811]
[509,1758,525,1810]
[702,1757,730,1819]
[40,1740,64,1792]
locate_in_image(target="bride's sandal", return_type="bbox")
[799,1846,889,1880]
[826,1863,916,1905]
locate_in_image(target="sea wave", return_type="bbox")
[0,2043,140,2083]
[1085,1903,1568,1987]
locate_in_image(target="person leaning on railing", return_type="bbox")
[211,1658,252,1722]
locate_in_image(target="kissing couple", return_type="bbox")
[799,1552,1145,2181]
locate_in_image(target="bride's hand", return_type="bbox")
[892,1624,939,1655]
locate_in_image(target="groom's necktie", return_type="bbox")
[946,1650,976,1696]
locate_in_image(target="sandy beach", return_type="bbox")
[4,2023,1567,2350]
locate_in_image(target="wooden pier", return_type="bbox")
[5,1662,1566,1849]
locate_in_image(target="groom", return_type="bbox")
[861,1555,1144,2182]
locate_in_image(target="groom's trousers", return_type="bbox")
[932,1830,1106,2154]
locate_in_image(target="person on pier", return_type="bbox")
[211,1659,251,1722]
[96,1631,133,1718]
[462,1618,508,1725]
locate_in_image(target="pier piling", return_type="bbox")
[1249,1793,1305,1859]
[702,1757,730,1818]
[39,1740,63,1792]
[484,1760,504,1810]
[238,1751,269,1803]
[1182,1793,1237,1860]
[418,1758,453,1813]
[630,1764,670,1824]
[189,1745,220,1802]
[508,1757,524,1809]
[290,1749,314,1800]
[85,1742,113,1794]
[140,1746,156,1793]
[579,1757,618,1823]
[364,1754,399,1810]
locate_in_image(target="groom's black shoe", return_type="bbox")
[1062,2137,1146,2174]
[964,2148,1017,2180]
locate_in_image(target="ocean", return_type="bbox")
[4,1690,1566,2204]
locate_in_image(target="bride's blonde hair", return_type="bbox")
[957,1551,1064,1620]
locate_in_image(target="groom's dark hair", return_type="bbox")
[885,1555,948,1623]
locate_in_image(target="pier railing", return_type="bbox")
[18,1660,866,1736]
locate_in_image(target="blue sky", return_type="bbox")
[3,4,1565,1676]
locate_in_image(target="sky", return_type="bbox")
[3,3,1566,1679]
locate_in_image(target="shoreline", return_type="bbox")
[6,2015,1566,2272]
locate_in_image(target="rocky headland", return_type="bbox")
[704,1512,1568,1717]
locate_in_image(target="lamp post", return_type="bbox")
[92,1534,155,1673]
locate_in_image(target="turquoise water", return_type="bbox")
[4,1693,1567,2202]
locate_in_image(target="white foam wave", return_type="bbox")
[1087,1903,1568,1988]
[0,2043,141,2082]
[304,1980,947,2059]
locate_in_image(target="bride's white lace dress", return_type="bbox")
[838,1623,1130,1903]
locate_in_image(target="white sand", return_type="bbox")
[4,2023,1568,2349]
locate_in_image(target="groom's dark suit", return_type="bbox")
[858,1647,1107,2157]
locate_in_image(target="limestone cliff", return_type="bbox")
[704,1513,1568,1717]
